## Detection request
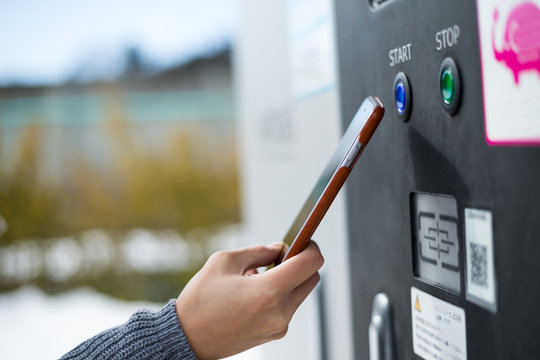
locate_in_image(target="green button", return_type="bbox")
[440,67,455,105]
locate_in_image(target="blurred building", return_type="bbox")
[0,48,234,180]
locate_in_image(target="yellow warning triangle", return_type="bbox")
[415,295,422,312]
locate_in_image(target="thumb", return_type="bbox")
[227,243,284,274]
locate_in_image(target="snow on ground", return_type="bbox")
[0,225,246,285]
[0,286,262,360]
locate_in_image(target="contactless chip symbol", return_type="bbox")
[412,193,461,294]
[418,212,459,272]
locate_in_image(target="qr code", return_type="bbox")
[469,242,488,288]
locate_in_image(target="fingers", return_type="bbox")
[213,243,284,274]
[286,272,320,315]
[264,240,324,291]
[244,268,259,276]
[266,326,289,341]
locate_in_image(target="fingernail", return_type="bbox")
[269,242,283,249]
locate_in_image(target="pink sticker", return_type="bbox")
[477,0,540,145]
[492,2,540,84]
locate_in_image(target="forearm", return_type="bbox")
[60,300,196,360]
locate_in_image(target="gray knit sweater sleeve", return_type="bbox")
[60,299,197,360]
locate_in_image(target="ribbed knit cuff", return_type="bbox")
[157,300,197,360]
[60,299,197,360]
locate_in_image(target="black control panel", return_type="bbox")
[334,0,540,359]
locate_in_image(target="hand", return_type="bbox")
[175,241,324,360]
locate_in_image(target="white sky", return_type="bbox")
[0,0,238,85]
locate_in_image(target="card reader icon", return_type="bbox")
[418,211,459,272]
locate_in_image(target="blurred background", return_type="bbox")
[3,1,526,360]
[0,0,250,358]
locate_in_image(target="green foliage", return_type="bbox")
[0,121,240,244]
[0,89,240,300]
[0,126,63,242]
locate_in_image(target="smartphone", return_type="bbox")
[273,95,384,266]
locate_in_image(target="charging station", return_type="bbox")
[334,0,540,359]
[237,0,540,359]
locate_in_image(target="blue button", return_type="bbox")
[393,72,411,122]
[395,80,406,115]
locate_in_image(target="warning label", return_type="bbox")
[411,287,467,360]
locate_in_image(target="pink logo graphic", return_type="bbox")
[492,2,540,84]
